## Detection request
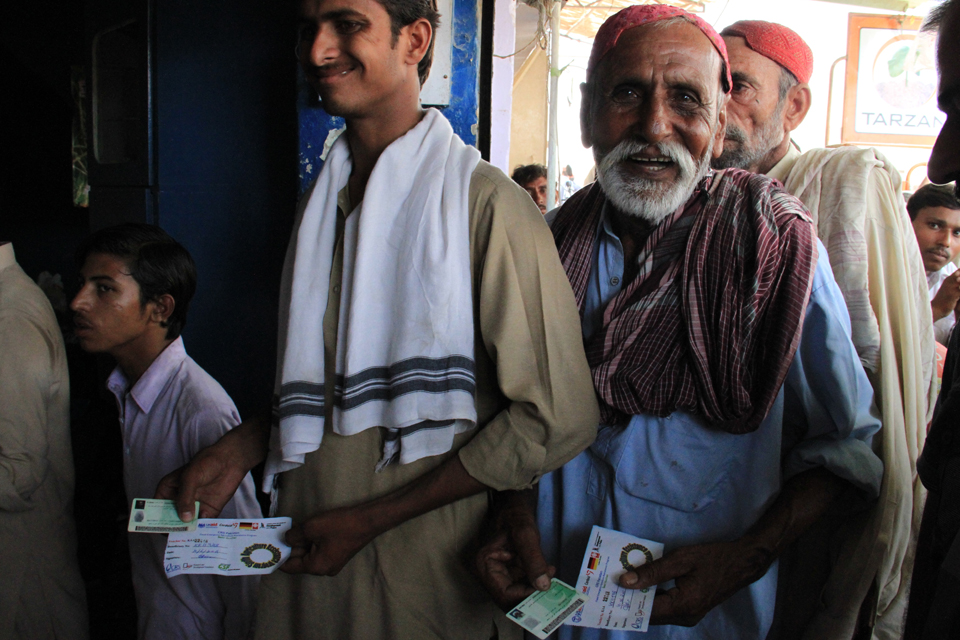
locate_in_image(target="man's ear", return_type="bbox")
[403,18,433,69]
[580,82,594,149]
[711,96,728,159]
[782,83,812,134]
[151,294,176,327]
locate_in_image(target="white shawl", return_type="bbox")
[264,109,481,492]
[773,145,935,640]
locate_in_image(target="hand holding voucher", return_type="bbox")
[155,417,269,521]
[164,518,293,577]
[619,538,764,627]
[569,526,663,632]
[474,489,555,610]
[280,504,378,575]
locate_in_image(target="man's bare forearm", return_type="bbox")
[242,415,484,529]
[281,453,492,575]
[154,411,272,520]
[490,487,538,519]
[735,466,848,579]
[932,300,954,322]
[620,466,851,625]
[224,413,272,471]
[359,455,488,538]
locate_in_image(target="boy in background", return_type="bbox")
[70,224,260,640]
[909,183,960,344]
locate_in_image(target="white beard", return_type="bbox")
[595,138,712,225]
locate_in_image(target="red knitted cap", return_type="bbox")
[720,20,813,84]
[587,5,732,93]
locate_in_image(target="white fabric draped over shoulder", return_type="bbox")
[265,109,481,492]
[770,144,936,640]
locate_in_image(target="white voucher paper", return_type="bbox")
[164,517,292,577]
[567,525,664,632]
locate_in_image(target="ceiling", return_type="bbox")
[558,0,716,40]
[813,0,926,10]
[515,0,927,49]
[513,0,710,73]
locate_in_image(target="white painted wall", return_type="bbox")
[490,0,517,172]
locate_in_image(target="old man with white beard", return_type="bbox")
[476,6,884,639]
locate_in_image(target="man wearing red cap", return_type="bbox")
[476,6,883,639]
[714,20,937,639]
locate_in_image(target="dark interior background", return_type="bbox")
[1,1,298,635]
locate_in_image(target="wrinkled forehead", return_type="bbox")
[588,10,731,90]
[591,21,724,92]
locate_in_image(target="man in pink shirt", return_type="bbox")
[71,223,261,640]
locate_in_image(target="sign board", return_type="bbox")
[842,13,943,147]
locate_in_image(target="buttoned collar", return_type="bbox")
[107,337,188,414]
[599,200,620,242]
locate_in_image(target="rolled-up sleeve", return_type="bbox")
[458,164,599,491]
[781,242,884,498]
[0,315,52,512]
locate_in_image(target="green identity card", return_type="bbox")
[506,578,586,639]
[127,498,199,533]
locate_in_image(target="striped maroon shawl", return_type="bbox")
[552,169,817,433]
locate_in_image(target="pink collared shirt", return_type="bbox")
[108,337,261,640]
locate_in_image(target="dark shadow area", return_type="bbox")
[2,0,297,635]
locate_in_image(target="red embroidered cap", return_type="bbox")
[720,20,814,84]
[587,5,732,92]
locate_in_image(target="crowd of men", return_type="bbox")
[2,0,960,638]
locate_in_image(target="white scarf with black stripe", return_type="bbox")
[263,109,480,492]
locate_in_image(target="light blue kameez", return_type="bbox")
[537,212,884,640]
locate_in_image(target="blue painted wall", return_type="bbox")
[153,0,481,416]
[154,0,297,417]
[5,0,481,421]
[298,0,481,193]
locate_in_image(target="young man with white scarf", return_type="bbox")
[156,1,599,639]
